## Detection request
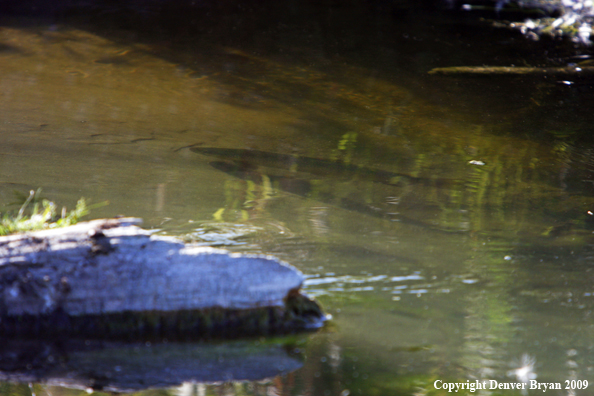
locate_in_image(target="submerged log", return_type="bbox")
[429,65,594,76]
[0,218,326,339]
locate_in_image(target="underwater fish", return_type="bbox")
[207,159,464,233]
[191,147,424,187]
[192,147,466,233]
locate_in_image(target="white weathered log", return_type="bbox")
[0,218,324,337]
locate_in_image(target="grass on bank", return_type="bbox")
[0,189,107,236]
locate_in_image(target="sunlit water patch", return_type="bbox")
[303,271,473,299]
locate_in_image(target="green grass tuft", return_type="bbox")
[0,189,107,236]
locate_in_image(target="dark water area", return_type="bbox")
[2,0,594,395]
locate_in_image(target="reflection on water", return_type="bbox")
[2,0,594,395]
[0,339,305,392]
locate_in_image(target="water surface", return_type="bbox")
[2,1,594,395]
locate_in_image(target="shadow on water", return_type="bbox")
[2,0,594,148]
[4,0,593,137]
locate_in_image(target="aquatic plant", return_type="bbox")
[332,131,358,164]
[0,189,106,236]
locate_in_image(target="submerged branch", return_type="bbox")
[429,65,594,76]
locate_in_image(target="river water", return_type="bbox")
[2,0,594,395]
